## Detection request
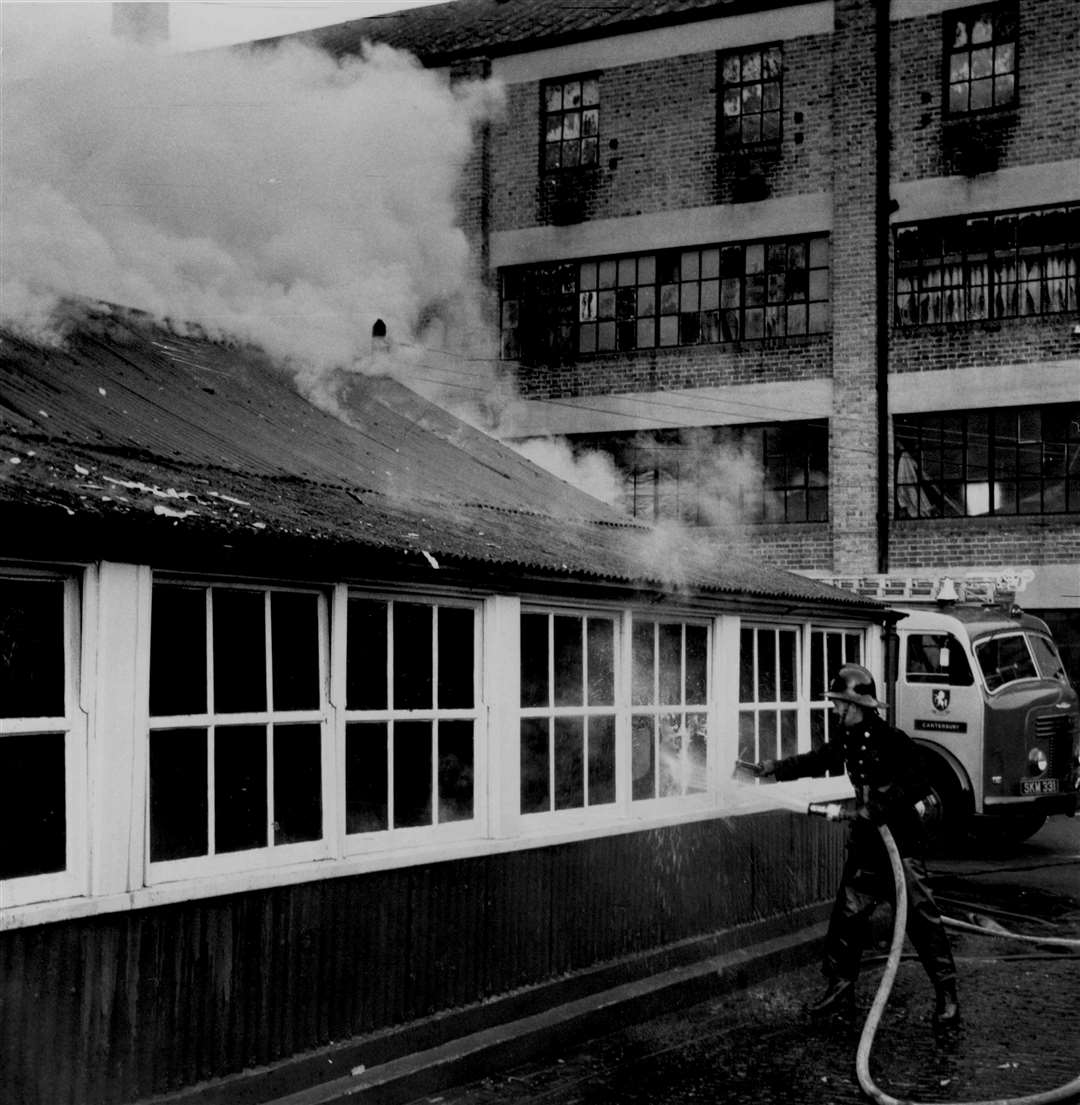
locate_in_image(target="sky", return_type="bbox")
[1,1,446,51]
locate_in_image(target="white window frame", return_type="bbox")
[626,613,714,816]
[341,591,484,855]
[146,581,333,884]
[0,569,87,908]
[517,605,622,827]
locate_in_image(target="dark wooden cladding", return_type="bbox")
[0,811,843,1105]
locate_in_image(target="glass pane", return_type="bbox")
[758,630,777,700]
[780,710,798,758]
[759,710,778,760]
[521,718,550,814]
[687,714,707,793]
[633,620,655,705]
[554,616,584,707]
[975,635,1038,692]
[631,714,655,801]
[438,607,475,709]
[347,599,387,710]
[588,715,616,805]
[521,613,549,708]
[215,725,267,853]
[658,715,680,798]
[0,731,66,877]
[212,590,266,714]
[738,711,756,764]
[779,630,798,701]
[438,720,474,823]
[345,722,388,833]
[658,623,682,704]
[685,626,707,703]
[150,584,206,717]
[149,727,207,862]
[273,724,322,844]
[739,628,755,701]
[0,577,65,719]
[554,716,585,810]
[394,604,433,710]
[394,720,432,827]
[587,619,615,706]
[271,592,320,712]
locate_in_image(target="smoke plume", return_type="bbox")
[1,17,501,394]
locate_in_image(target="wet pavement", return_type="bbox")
[405,871,1080,1105]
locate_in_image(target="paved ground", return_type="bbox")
[405,861,1080,1105]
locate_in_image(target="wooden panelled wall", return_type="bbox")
[1,811,843,1105]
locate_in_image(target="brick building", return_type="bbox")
[306,0,1080,681]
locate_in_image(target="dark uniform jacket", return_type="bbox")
[772,712,933,852]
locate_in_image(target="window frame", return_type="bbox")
[718,42,783,149]
[540,72,601,176]
[894,403,1080,519]
[894,203,1079,328]
[500,235,830,363]
[145,580,334,884]
[0,569,87,907]
[628,615,712,812]
[943,2,1019,117]
[341,591,484,855]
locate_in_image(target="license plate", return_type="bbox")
[1020,778,1059,795]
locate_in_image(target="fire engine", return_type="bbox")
[819,573,1080,844]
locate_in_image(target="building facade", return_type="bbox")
[317,0,1080,681]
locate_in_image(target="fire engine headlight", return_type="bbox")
[1028,747,1048,775]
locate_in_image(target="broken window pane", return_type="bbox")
[438,721,474,823]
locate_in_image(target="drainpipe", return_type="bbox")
[876,0,891,575]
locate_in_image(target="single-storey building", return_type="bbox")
[0,305,888,1104]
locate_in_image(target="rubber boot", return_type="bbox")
[807,977,854,1018]
[934,980,959,1027]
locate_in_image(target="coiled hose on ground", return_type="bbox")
[856,822,1080,1105]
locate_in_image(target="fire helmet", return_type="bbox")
[826,664,885,709]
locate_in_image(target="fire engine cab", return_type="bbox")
[820,574,1080,843]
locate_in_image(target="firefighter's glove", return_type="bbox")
[754,759,777,778]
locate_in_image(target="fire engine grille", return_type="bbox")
[1034,714,1074,776]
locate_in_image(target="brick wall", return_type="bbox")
[891,517,1080,569]
[891,1,1080,182]
[828,0,882,575]
[705,522,834,572]
[490,32,833,236]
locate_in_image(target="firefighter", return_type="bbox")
[754,663,960,1027]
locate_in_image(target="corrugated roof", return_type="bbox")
[0,306,876,609]
[285,0,782,65]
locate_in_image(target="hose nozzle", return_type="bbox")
[808,802,852,821]
[732,759,761,780]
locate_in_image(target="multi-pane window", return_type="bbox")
[345,598,478,835]
[501,236,829,361]
[0,576,75,884]
[895,403,1080,518]
[719,44,782,146]
[148,583,327,864]
[520,611,617,814]
[895,205,1079,326]
[568,421,828,526]
[945,4,1018,115]
[542,75,600,173]
[809,628,862,771]
[738,626,800,767]
[631,620,709,801]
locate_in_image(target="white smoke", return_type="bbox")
[1,15,502,387]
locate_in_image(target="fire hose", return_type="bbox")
[806,803,1080,1105]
